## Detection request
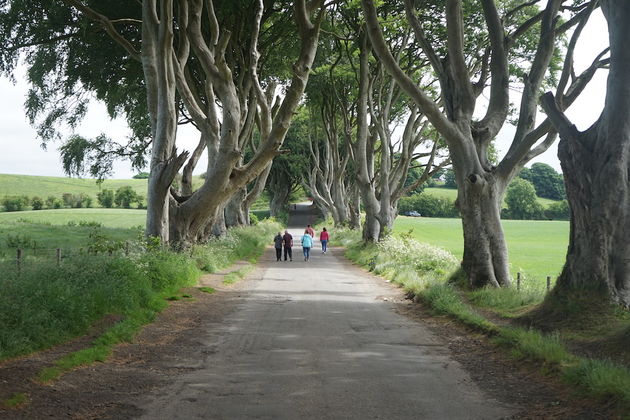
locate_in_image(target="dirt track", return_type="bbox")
[0,204,619,419]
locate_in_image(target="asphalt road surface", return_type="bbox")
[138,204,515,419]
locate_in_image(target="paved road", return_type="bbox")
[138,204,514,419]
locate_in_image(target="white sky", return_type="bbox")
[0,9,609,179]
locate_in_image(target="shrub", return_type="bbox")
[97,189,115,208]
[545,200,570,220]
[31,196,44,210]
[0,250,199,361]
[249,212,259,225]
[132,172,150,179]
[2,196,28,212]
[504,178,544,220]
[6,234,38,249]
[61,193,75,208]
[398,193,458,218]
[46,196,63,209]
[114,186,139,208]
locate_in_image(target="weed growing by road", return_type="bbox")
[1,392,28,409]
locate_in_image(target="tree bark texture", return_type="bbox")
[542,0,630,306]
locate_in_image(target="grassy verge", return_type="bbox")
[190,221,279,273]
[1,393,28,409]
[0,220,281,384]
[339,230,630,412]
[223,264,256,285]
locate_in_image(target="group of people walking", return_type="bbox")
[273,225,329,262]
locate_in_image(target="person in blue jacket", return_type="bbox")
[301,229,313,261]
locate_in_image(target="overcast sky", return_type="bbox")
[0,9,609,180]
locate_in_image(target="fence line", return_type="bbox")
[7,243,132,272]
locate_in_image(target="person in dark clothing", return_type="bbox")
[273,232,283,261]
[282,230,293,261]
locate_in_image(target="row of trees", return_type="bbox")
[1,186,145,212]
[2,1,628,307]
[2,193,92,211]
[440,162,566,202]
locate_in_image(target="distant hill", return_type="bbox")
[0,173,205,201]
[0,174,148,200]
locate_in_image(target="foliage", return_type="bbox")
[114,186,139,209]
[1,195,28,212]
[519,163,566,201]
[0,250,199,361]
[190,220,281,273]
[443,169,457,189]
[5,233,39,249]
[31,196,44,210]
[61,193,92,209]
[544,199,570,220]
[132,172,150,179]
[503,178,544,220]
[97,189,115,208]
[398,193,458,218]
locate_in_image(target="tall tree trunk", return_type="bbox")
[143,1,184,243]
[458,172,510,288]
[225,188,247,227]
[269,189,290,217]
[542,0,630,306]
[348,183,361,230]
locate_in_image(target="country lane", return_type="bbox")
[137,204,515,419]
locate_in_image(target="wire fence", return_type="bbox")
[516,272,554,292]
[2,243,132,272]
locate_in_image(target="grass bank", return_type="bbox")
[0,220,281,369]
[339,230,630,412]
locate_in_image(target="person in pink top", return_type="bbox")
[319,227,330,254]
[306,224,315,237]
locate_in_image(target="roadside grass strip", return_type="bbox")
[223,264,255,285]
[0,220,281,392]
[564,359,630,407]
[198,287,216,294]
[341,231,630,411]
[1,393,28,409]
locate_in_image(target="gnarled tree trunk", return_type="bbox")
[458,171,510,288]
[542,0,630,306]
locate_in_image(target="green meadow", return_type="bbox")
[0,174,148,199]
[393,216,569,282]
[424,187,561,208]
[0,209,146,258]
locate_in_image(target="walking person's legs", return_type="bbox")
[284,246,292,261]
[321,240,327,253]
[275,247,282,261]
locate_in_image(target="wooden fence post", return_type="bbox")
[517,272,521,291]
[56,248,61,266]
[124,241,129,256]
[547,276,551,292]
[16,248,22,273]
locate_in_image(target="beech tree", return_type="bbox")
[2,1,326,247]
[541,0,629,307]
[361,0,605,287]
[304,61,359,227]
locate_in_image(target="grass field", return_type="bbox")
[0,174,149,199]
[424,187,561,208]
[394,216,569,282]
[0,208,147,228]
[0,209,146,258]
